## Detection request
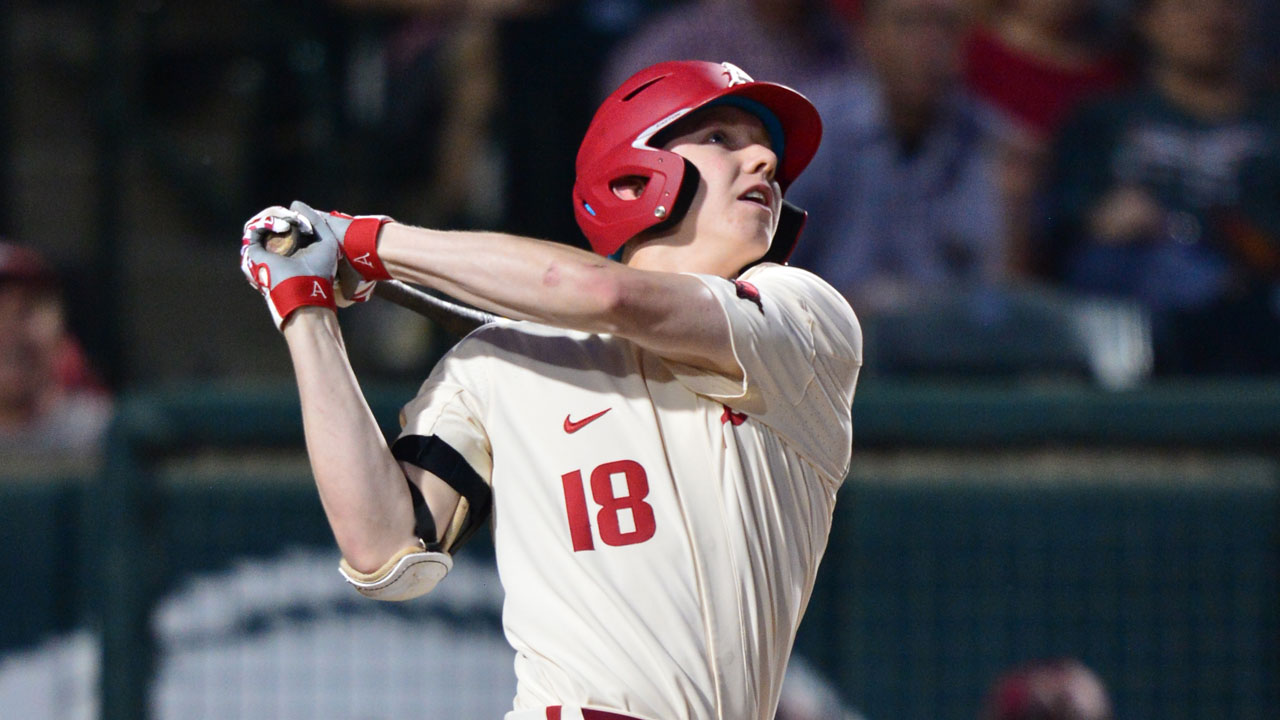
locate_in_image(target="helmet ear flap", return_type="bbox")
[643,159,700,237]
[573,147,694,256]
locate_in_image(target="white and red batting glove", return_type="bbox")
[290,200,394,305]
[240,205,339,330]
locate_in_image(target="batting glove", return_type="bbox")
[290,201,394,305]
[240,205,339,330]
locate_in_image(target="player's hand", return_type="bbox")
[290,201,395,305]
[240,205,340,330]
[335,257,377,307]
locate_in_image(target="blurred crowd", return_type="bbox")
[308,0,1280,384]
[3,0,1280,454]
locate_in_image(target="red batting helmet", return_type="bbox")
[573,60,823,262]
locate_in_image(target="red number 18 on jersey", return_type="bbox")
[560,460,657,552]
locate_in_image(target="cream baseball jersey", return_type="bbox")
[396,263,861,720]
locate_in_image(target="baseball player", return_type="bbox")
[239,60,861,720]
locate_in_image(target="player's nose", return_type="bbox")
[740,142,778,183]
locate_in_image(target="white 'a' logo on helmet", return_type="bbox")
[721,62,753,86]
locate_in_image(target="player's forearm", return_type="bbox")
[376,223,739,375]
[282,308,419,572]
[377,223,631,333]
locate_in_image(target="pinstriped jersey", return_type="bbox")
[397,263,861,720]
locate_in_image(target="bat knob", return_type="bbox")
[264,225,307,256]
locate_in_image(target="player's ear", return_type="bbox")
[610,176,648,201]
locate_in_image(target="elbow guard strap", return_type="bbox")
[392,434,492,553]
[338,540,453,601]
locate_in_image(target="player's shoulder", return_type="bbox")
[739,263,862,356]
[739,263,854,313]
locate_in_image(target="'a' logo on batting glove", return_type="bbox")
[240,206,339,330]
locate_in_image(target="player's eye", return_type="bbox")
[705,130,728,145]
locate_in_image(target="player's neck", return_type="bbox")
[624,241,739,278]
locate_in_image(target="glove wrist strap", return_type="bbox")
[269,275,337,328]
[341,216,394,282]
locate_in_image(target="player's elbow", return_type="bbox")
[332,532,417,576]
[339,541,453,602]
[341,544,394,576]
[591,268,669,337]
[544,260,678,338]
[548,260,631,333]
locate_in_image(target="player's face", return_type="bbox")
[658,107,782,270]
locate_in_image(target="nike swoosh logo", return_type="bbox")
[564,408,611,434]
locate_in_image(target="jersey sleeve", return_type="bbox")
[665,264,863,478]
[396,335,494,488]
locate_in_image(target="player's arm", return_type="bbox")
[340,215,740,378]
[384,223,737,374]
[282,310,456,564]
[284,310,473,600]
[290,201,737,376]
[240,209,462,600]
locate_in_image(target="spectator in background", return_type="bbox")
[0,242,111,460]
[600,0,853,99]
[1045,0,1280,375]
[963,0,1130,270]
[786,0,1011,316]
[965,0,1129,140]
[981,658,1113,720]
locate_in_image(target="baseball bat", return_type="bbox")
[265,224,499,338]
